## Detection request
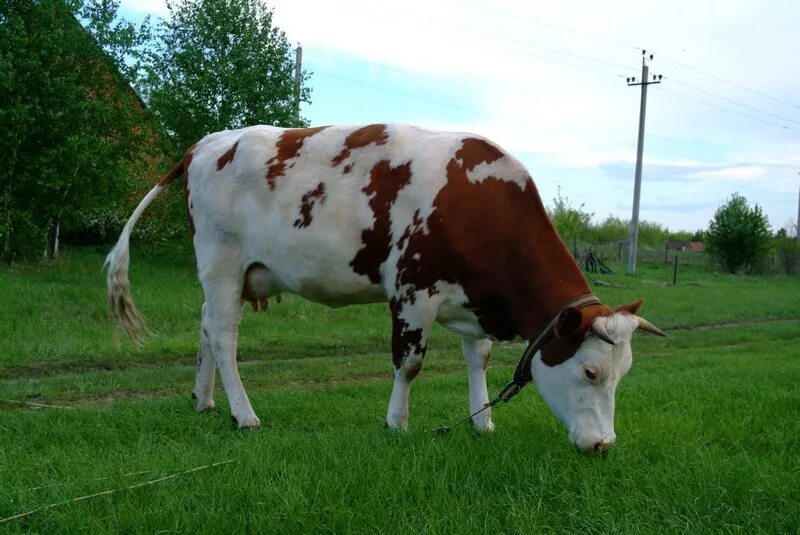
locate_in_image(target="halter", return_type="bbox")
[435,293,602,434]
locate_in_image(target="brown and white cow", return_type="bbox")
[106,123,664,452]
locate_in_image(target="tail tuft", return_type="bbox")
[105,241,149,345]
[104,183,168,344]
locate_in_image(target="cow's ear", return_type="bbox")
[554,307,583,339]
[616,299,644,315]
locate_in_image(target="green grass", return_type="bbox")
[1,247,799,533]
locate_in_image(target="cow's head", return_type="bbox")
[532,300,665,453]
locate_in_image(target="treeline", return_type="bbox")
[547,188,701,253]
[549,189,799,276]
[0,0,309,261]
[583,215,702,248]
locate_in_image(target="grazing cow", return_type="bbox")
[106,123,665,452]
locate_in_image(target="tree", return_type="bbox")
[0,0,151,260]
[705,193,772,274]
[587,215,628,245]
[636,220,670,248]
[668,230,693,242]
[547,187,593,257]
[143,0,311,155]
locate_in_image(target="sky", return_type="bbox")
[119,0,800,234]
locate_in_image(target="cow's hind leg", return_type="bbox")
[202,272,260,428]
[462,337,495,432]
[385,297,436,430]
[192,302,216,411]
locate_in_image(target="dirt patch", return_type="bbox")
[662,317,800,332]
[0,363,515,412]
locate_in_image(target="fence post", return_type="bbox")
[672,255,678,286]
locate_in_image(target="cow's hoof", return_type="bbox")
[384,416,408,431]
[473,418,496,434]
[231,413,261,429]
[192,391,215,411]
[196,399,215,412]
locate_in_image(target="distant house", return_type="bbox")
[667,240,704,252]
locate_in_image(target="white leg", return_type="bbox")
[202,278,260,428]
[385,297,435,430]
[192,302,216,411]
[463,337,495,432]
[386,369,415,430]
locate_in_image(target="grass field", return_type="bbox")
[1,247,799,533]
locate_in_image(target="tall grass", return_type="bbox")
[0,248,798,532]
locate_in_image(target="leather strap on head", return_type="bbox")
[497,293,601,403]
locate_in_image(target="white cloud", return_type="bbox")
[688,166,767,180]
[118,0,800,230]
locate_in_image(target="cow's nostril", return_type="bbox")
[596,441,613,453]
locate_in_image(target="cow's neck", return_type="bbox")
[512,215,593,341]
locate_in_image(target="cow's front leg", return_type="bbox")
[203,278,260,429]
[462,337,495,432]
[192,302,216,411]
[385,298,435,430]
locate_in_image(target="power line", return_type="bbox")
[443,32,627,79]
[323,52,474,94]
[657,54,800,110]
[665,76,800,125]
[654,85,800,132]
[330,0,800,118]
[453,1,800,113]
[433,17,633,72]
[455,0,642,52]
[313,70,478,114]
[646,133,729,153]
[327,1,633,74]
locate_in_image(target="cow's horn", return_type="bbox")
[591,318,615,345]
[636,316,666,337]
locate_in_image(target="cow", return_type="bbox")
[105,123,665,452]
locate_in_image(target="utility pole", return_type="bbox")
[625,50,662,275]
[294,43,303,123]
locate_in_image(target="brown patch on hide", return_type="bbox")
[168,144,198,236]
[155,146,196,235]
[157,161,184,187]
[331,124,389,167]
[455,137,505,170]
[404,363,422,381]
[397,210,423,251]
[350,160,412,284]
[294,182,326,228]
[265,126,328,189]
[389,298,426,369]
[216,141,239,171]
[540,304,614,366]
[396,137,593,342]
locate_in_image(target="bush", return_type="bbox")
[705,193,772,274]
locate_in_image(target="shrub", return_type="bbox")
[705,193,772,274]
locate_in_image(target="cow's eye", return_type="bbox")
[584,367,598,383]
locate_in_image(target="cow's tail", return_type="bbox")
[104,160,185,345]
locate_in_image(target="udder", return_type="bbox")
[242,263,281,312]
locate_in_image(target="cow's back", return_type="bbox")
[185,123,534,309]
